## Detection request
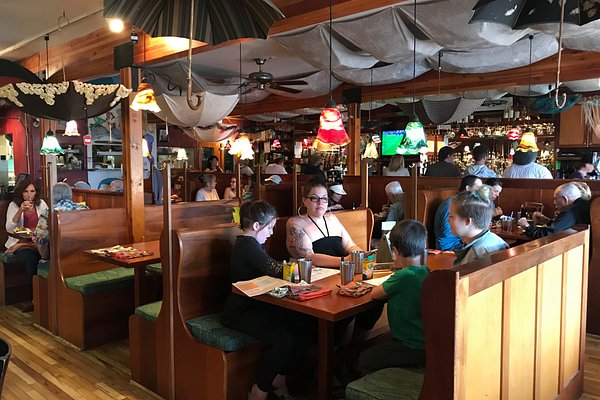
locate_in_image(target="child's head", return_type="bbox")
[449,186,492,238]
[389,219,427,260]
[239,200,277,244]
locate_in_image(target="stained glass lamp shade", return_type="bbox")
[396,121,428,155]
[228,135,254,160]
[130,82,161,113]
[40,130,64,155]
[64,120,80,136]
[313,101,350,150]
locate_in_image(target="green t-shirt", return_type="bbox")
[381,265,429,349]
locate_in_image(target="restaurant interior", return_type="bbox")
[1,0,600,399]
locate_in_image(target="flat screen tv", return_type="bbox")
[381,130,405,156]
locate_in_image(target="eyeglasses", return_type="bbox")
[306,195,328,204]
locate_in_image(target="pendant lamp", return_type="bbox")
[313,0,350,150]
[229,135,254,160]
[176,147,188,161]
[397,0,428,156]
[130,82,161,112]
[63,120,80,136]
[130,32,161,113]
[40,130,64,155]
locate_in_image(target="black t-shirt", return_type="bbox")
[424,161,462,177]
[222,236,283,325]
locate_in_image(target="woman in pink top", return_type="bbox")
[4,180,48,281]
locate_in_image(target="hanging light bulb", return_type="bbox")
[228,135,254,160]
[40,130,64,155]
[362,140,379,159]
[398,0,428,156]
[64,120,80,136]
[314,100,350,150]
[130,82,161,112]
[313,0,350,151]
[130,32,161,113]
[176,148,188,161]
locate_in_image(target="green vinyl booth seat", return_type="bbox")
[135,300,162,322]
[145,263,162,274]
[0,253,19,264]
[346,368,424,400]
[64,267,134,295]
[186,313,258,352]
[37,260,50,279]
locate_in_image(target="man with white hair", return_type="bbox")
[384,181,404,222]
[518,182,591,239]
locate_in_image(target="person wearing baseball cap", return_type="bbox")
[328,183,346,211]
[264,175,282,184]
[503,129,553,179]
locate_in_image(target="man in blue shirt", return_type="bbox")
[433,175,482,250]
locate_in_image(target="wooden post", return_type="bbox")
[235,157,242,199]
[161,164,175,400]
[46,155,58,333]
[412,163,419,219]
[347,103,361,175]
[360,159,368,209]
[121,67,145,242]
[293,159,298,213]
[183,161,188,201]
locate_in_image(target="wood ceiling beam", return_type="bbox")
[234,50,600,115]
[18,0,405,81]
[269,0,408,35]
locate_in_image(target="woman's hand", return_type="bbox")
[21,200,33,212]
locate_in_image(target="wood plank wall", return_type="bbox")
[454,230,588,399]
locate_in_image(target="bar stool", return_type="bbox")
[0,338,11,397]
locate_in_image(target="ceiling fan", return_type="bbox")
[242,58,308,94]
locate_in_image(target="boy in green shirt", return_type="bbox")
[358,219,429,375]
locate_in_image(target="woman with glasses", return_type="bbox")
[286,179,360,267]
[222,200,308,400]
[286,179,382,380]
[223,177,237,200]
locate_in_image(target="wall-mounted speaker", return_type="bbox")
[342,87,362,104]
[114,43,134,71]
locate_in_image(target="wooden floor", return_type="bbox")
[0,303,600,400]
[0,305,158,400]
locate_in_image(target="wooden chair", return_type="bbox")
[53,208,134,349]
[129,200,239,395]
[346,228,589,399]
[416,188,457,248]
[588,196,600,334]
[171,225,264,400]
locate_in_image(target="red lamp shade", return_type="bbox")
[507,128,521,140]
[313,105,350,150]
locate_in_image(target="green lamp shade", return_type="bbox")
[396,121,428,155]
[40,130,64,155]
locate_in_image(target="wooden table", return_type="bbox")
[84,241,160,307]
[490,226,533,242]
[234,253,456,400]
